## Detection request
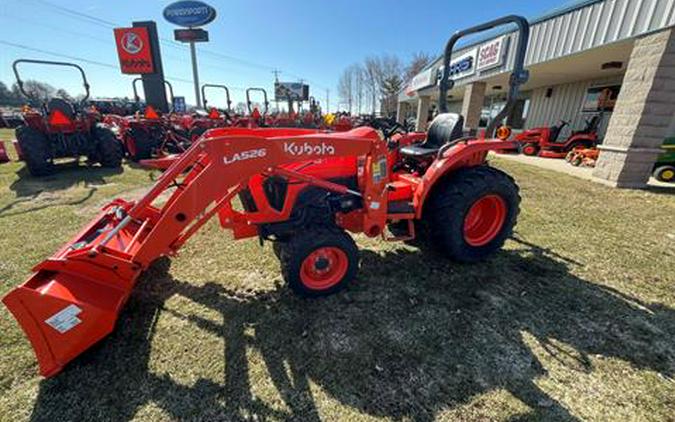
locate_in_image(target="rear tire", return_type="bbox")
[127,127,155,161]
[16,125,54,177]
[426,166,520,262]
[653,165,675,183]
[94,125,123,168]
[520,143,539,156]
[279,229,359,297]
[189,127,207,142]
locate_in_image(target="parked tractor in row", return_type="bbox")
[514,114,602,158]
[11,59,123,176]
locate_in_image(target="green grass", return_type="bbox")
[0,146,673,421]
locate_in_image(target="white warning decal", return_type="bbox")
[45,304,83,334]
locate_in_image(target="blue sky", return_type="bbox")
[0,0,563,110]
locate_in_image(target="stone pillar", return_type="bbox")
[593,28,675,188]
[415,96,431,132]
[461,82,486,133]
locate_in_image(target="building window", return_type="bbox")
[582,85,621,112]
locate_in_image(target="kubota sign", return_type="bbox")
[163,1,217,27]
[113,27,155,74]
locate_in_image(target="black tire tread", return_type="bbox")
[279,228,359,297]
[426,165,520,262]
[16,125,54,177]
[128,127,155,161]
[94,125,123,168]
[653,165,675,183]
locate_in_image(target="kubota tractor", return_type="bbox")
[12,59,123,176]
[3,15,530,377]
[104,79,191,161]
[515,114,602,158]
[185,84,234,141]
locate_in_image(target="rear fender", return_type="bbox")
[413,140,516,218]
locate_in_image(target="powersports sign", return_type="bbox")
[113,27,155,74]
[163,1,217,27]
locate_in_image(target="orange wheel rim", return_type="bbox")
[300,247,348,290]
[463,195,507,247]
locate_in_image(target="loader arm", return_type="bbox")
[3,127,386,377]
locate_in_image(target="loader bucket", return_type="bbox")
[3,270,127,376]
[2,202,144,376]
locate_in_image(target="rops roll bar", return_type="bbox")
[246,88,269,115]
[12,59,91,103]
[201,84,232,112]
[438,15,530,137]
[132,78,175,110]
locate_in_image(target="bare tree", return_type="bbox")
[352,64,365,115]
[337,67,355,113]
[21,80,57,104]
[404,52,433,82]
[363,56,381,115]
[368,55,403,116]
[235,102,247,115]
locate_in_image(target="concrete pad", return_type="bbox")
[492,153,675,190]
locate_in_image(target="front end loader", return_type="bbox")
[4,15,530,377]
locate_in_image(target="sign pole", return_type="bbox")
[189,39,201,108]
[163,1,217,109]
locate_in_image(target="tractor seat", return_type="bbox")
[400,113,464,158]
[47,98,76,120]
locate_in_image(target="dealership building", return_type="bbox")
[397,0,675,188]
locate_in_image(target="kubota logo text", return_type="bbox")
[283,142,335,156]
[223,148,267,165]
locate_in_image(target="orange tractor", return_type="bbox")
[3,15,530,377]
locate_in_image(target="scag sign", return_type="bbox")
[113,27,155,74]
[163,1,217,27]
[477,36,506,71]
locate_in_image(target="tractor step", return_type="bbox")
[387,200,414,214]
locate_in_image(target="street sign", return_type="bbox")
[113,27,155,74]
[173,96,187,113]
[163,1,217,27]
[174,28,209,43]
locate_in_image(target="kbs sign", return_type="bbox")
[114,27,155,74]
[477,36,506,71]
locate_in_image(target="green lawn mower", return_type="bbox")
[653,137,675,183]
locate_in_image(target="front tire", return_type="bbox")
[127,127,155,161]
[654,165,675,183]
[16,125,54,177]
[279,229,359,297]
[426,166,520,262]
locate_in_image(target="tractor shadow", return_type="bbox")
[0,165,123,218]
[29,238,675,421]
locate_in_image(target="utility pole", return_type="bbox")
[272,69,281,111]
[298,79,304,113]
[326,89,330,113]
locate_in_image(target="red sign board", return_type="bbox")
[114,27,155,74]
